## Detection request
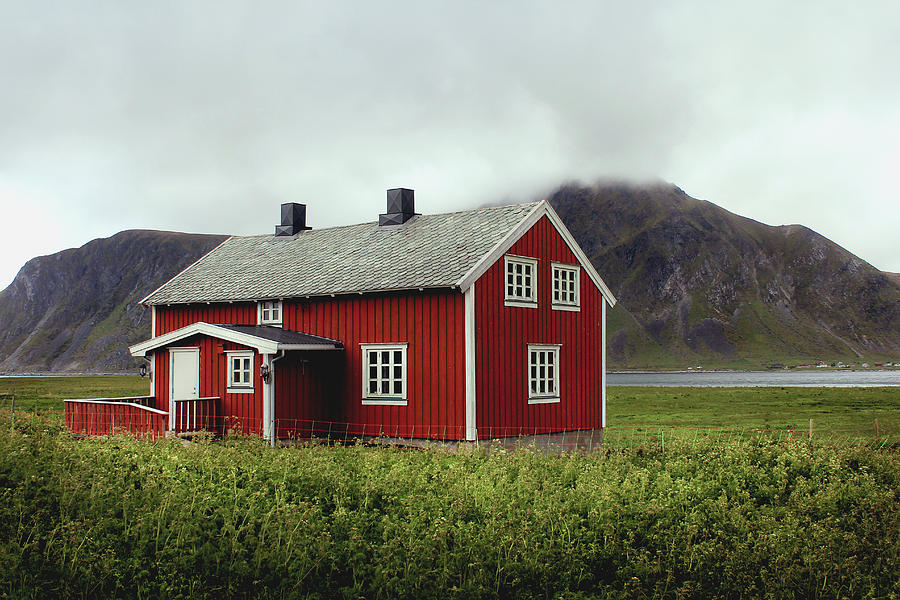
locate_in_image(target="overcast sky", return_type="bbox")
[2,1,898,290]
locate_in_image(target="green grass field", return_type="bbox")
[610,386,899,439]
[1,377,898,598]
[0,375,149,412]
[1,412,898,599]
[2,376,896,441]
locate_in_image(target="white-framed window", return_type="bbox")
[527,344,561,404]
[504,255,538,307]
[360,343,408,405]
[551,263,580,310]
[226,351,254,393]
[258,300,282,326]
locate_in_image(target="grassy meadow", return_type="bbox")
[0,377,898,598]
[1,376,897,439]
[0,375,149,412]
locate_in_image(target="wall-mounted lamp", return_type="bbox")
[139,364,148,378]
[260,364,270,383]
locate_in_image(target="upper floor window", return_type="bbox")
[361,343,408,405]
[258,300,282,326]
[551,263,580,310]
[226,351,254,393]
[527,344,560,404]
[504,255,538,307]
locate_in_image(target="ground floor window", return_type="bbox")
[360,343,408,405]
[226,351,254,393]
[528,344,561,404]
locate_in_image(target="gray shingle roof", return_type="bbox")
[213,325,343,348]
[143,202,540,305]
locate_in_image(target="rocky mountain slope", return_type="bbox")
[0,230,227,373]
[547,182,900,368]
[0,183,897,373]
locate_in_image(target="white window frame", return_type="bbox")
[226,350,254,394]
[527,344,561,404]
[258,300,283,326]
[551,262,580,311]
[360,343,408,405]
[504,255,538,308]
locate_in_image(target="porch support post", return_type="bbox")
[262,353,275,446]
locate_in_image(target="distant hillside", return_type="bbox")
[1,183,897,373]
[548,182,900,369]
[0,230,228,373]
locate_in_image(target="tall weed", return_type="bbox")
[0,412,897,599]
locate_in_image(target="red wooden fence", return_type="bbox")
[171,397,220,434]
[64,397,168,439]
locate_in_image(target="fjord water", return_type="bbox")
[609,370,900,386]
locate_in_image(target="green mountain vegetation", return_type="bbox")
[0,230,227,372]
[548,181,900,369]
[0,181,897,373]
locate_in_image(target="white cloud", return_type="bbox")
[1,0,898,291]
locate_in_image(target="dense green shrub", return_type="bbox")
[0,413,897,599]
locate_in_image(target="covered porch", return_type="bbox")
[61,322,345,441]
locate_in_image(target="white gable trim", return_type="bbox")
[455,200,617,306]
[139,237,234,305]
[129,322,340,357]
[455,202,544,293]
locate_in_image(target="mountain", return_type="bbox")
[1,183,897,373]
[0,230,228,373]
[547,182,900,369]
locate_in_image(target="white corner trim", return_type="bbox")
[601,300,607,428]
[151,306,157,338]
[464,281,477,441]
[139,236,234,305]
[455,200,617,307]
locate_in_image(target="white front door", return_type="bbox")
[170,347,200,400]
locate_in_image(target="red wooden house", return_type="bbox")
[65,189,616,445]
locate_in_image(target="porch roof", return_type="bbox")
[129,322,343,357]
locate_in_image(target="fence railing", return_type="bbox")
[171,397,220,434]
[64,397,168,439]
[36,405,900,450]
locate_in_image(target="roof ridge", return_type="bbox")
[230,201,541,239]
[142,200,544,305]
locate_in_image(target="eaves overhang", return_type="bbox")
[129,322,343,357]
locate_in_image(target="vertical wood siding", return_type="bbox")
[474,215,605,439]
[283,291,466,440]
[155,303,256,335]
[152,292,466,440]
[151,333,263,435]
